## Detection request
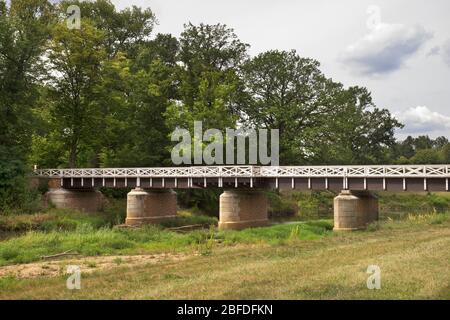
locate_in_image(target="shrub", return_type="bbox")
[0,146,42,214]
[267,191,297,219]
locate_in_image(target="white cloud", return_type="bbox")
[426,39,450,67]
[396,106,450,134]
[442,39,450,67]
[426,46,440,57]
[340,23,432,76]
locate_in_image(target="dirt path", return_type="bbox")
[0,253,193,279]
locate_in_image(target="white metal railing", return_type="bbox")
[33,165,450,178]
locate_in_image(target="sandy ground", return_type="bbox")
[0,253,193,279]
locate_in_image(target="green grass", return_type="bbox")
[1,204,447,267]
[158,209,217,228]
[379,192,450,216]
[0,213,448,299]
[0,208,117,233]
[216,220,332,245]
[0,275,22,290]
[0,216,332,266]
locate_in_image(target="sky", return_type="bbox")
[28,0,448,139]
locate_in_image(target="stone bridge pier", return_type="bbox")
[44,179,105,212]
[333,190,379,231]
[125,188,177,225]
[218,190,269,230]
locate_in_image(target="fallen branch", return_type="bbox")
[167,224,208,231]
[41,250,80,260]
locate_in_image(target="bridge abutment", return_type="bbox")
[44,188,105,212]
[125,188,177,225]
[218,190,269,230]
[333,190,378,231]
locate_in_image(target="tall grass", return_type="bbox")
[0,219,333,266]
[215,220,333,245]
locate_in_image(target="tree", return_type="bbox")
[321,86,402,164]
[241,50,333,164]
[409,149,441,164]
[0,0,53,154]
[440,143,450,163]
[241,50,402,164]
[46,19,107,168]
[433,136,449,149]
[413,135,434,150]
[0,0,54,210]
[59,0,156,58]
[389,136,450,164]
[98,41,179,167]
[165,23,249,163]
[53,1,157,167]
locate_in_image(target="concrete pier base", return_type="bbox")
[218,190,269,230]
[44,188,105,212]
[125,188,177,226]
[333,190,379,231]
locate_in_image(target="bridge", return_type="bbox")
[34,165,450,231]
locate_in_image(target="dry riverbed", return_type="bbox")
[0,252,192,279]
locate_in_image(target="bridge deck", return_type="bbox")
[34,165,450,191]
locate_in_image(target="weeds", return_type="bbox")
[0,275,21,290]
[406,212,450,224]
[0,219,334,266]
[197,226,216,256]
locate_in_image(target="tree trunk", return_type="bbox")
[69,143,77,168]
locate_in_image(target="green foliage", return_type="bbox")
[409,149,441,164]
[216,220,333,245]
[0,208,121,232]
[379,192,450,214]
[46,19,107,167]
[177,189,222,216]
[390,136,450,164]
[0,275,22,290]
[0,219,332,265]
[292,191,335,219]
[241,50,402,165]
[0,0,54,211]
[158,214,217,228]
[267,191,298,218]
[164,23,248,164]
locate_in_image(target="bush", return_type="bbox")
[177,189,221,216]
[292,191,334,219]
[379,193,450,215]
[0,146,42,214]
[267,191,297,218]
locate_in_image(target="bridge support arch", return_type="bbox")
[333,190,379,231]
[218,190,269,230]
[126,188,177,225]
